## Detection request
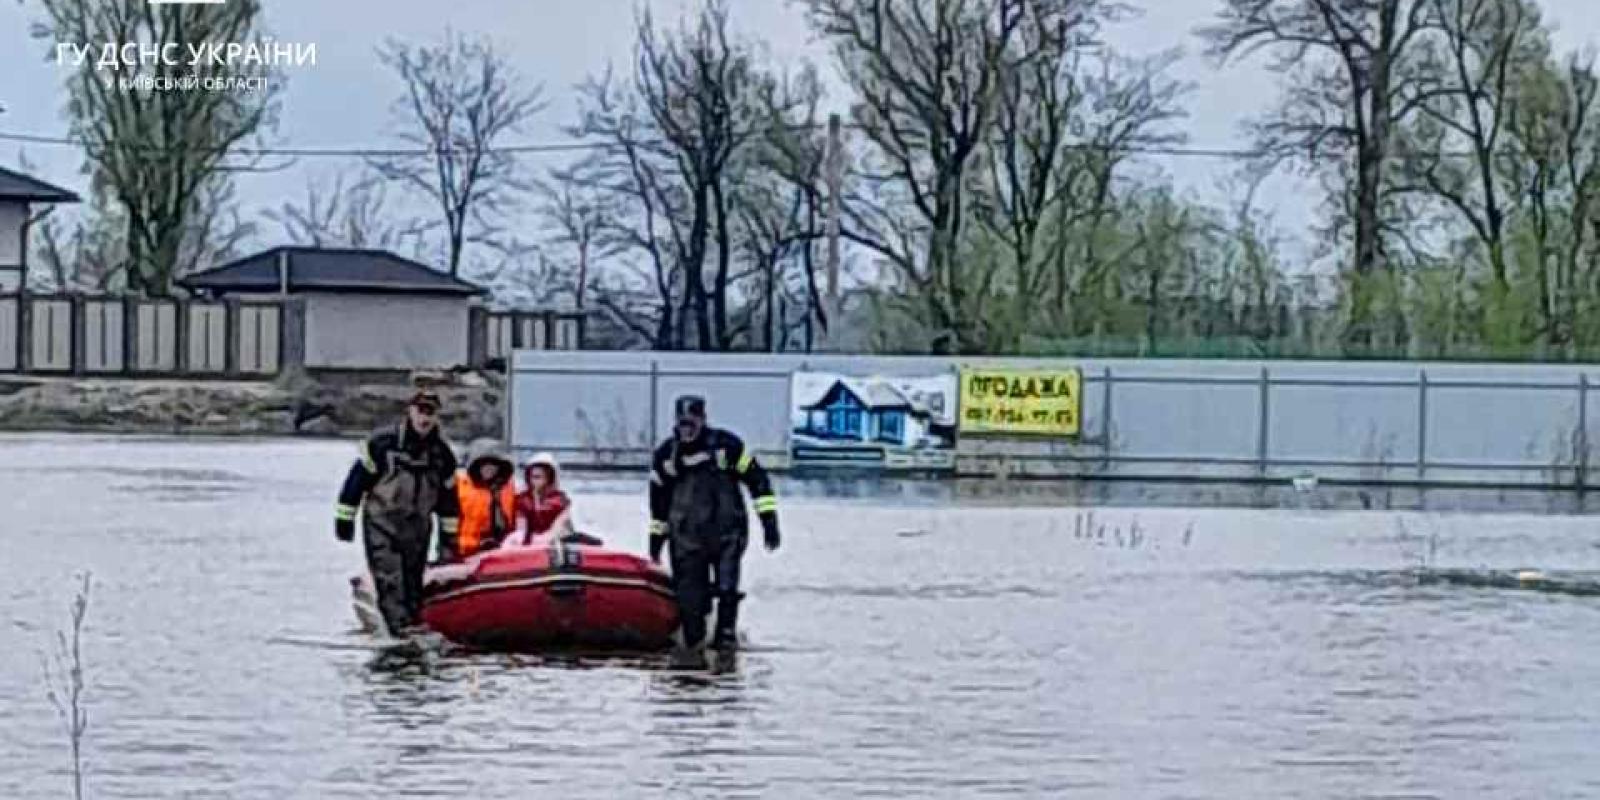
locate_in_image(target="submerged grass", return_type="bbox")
[40,572,91,800]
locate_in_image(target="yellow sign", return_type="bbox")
[959,367,1082,436]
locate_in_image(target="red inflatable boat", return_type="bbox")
[419,537,679,652]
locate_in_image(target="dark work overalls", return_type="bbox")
[338,423,459,634]
[649,429,775,649]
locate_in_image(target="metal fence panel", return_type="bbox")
[0,296,16,372]
[28,298,72,372]
[513,369,655,466]
[1114,380,1260,460]
[1269,383,1418,465]
[134,301,178,372]
[186,303,227,373]
[508,351,1600,487]
[654,369,795,462]
[1427,384,1579,484]
[238,304,281,375]
[82,300,125,373]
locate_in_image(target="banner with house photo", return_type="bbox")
[789,370,959,471]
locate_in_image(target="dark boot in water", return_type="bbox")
[669,643,708,669]
[711,592,742,652]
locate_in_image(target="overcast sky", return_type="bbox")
[3,0,1599,271]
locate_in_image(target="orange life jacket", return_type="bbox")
[455,474,517,557]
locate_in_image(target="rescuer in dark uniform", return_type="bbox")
[648,395,781,653]
[335,390,460,636]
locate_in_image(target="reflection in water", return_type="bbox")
[5,435,1600,798]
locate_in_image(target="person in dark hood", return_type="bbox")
[448,438,517,560]
[335,390,460,636]
[647,394,781,654]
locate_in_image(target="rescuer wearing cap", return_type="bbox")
[335,390,461,636]
[647,394,782,656]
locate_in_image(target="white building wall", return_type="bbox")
[303,292,469,369]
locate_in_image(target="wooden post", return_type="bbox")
[70,295,85,375]
[122,296,137,375]
[224,298,242,377]
[175,299,191,376]
[17,292,30,372]
[280,297,306,373]
[467,304,488,367]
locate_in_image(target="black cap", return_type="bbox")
[409,390,442,411]
[674,395,706,420]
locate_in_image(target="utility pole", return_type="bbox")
[824,112,843,351]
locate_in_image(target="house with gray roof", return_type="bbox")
[0,166,80,293]
[178,246,486,371]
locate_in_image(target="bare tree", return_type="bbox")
[178,177,257,279]
[980,35,1190,349]
[1202,0,1438,348]
[1396,0,1545,302]
[32,0,278,295]
[373,29,544,277]
[562,67,685,349]
[466,237,573,309]
[30,189,127,292]
[1504,50,1600,349]
[804,0,1111,353]
[563,2,810,351]
[267,172,431,253]
[537,175,618,312]
[634,0,787,349]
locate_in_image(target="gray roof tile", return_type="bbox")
[177,246,485,296]
[0,167,79,203]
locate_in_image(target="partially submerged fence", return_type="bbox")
[0,294,282,378]
[508,350,1600,491]
[484,311,583,362]
[1,293,584,379]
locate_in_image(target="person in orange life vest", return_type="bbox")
[444,438,518,561]
[513,452,573,545]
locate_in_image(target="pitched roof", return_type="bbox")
[0,167,80,203]
[800,377,914,411]
[177,246,484,296]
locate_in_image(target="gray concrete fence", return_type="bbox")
[508,350,1600,491]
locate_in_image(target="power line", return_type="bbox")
[0,130,612,157]
[0,127,1483,163]
[0,127,1277,161]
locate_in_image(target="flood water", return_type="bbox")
[5,433,1600,798]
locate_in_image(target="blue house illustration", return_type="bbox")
[797,378,928,446]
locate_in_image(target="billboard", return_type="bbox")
[958,366,1083,436]
[789,370,959,470]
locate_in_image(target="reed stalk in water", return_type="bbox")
[41,572,91,800]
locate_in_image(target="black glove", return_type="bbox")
[760,513,781,552]
[649,532,667,564]
[335,518,354,542]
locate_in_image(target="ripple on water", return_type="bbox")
[7,437,1600,797]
